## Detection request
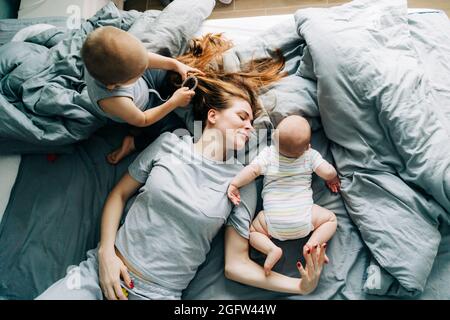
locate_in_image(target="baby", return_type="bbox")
[81,26,200,128]
[227,115,340,275]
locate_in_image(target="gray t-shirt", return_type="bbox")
[115,132,257,291]
[84,68,150,123]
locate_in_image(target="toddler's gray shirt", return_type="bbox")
[84,68,150,123]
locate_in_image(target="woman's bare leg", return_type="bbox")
[107,135,136,165]
[303,204,337,263]
[250,211,283,276]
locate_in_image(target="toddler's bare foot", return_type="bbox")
[264,246,282,276]
[107,135,135,165]
[304,243,329,264]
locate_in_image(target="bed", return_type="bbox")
[0,0,449,300]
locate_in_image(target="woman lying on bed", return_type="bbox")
[36,36,327,300]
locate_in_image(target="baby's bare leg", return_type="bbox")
[250,211,282,276]
[303,204,337,262]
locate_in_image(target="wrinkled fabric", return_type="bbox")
[0,0,214,154]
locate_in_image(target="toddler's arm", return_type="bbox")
[147,52,202,80]
[228,163,262,205]
[99,87,193,127]
[147,52,178,71]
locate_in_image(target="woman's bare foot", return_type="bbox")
[264,246,283,276]
[304,243,329,264]
[107,135,136,165]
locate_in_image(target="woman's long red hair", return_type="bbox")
[170,33,286,125]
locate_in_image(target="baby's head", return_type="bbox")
[81,26,148,88]
[273,115,311,158]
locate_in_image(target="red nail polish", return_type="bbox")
[46,153,58,163]
[323,243,327,249]
[130,281,134,289]
[307,249,310,254]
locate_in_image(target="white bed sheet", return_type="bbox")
[0,155,21,223]
[197,14,292,44]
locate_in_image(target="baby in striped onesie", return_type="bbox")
[227,115,340,275]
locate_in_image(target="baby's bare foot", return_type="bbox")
[264,246,282,276]
[107,135,135,165]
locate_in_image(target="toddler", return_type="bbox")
[81,26,200,127]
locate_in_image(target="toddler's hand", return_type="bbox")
[170,87,195,108]
[326,175,341,193]
[175,61,204,81]
[227,184,241,206]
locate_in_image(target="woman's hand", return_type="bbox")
[227,184,241,206]
[326,175,341,193]
[169,87,195,108]
[297,243,327,295]
[174,60,204,81]
[98,248,133,300]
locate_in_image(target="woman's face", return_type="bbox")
[208,97,254,151]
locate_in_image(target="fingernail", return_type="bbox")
[130,281,134,289]
[315,244,319,249]
[307,249,310,254]
[297,261,301,268]
[323,243,327,249]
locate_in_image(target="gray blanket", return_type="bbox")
[0,0,214,154]
[293,0,450,296]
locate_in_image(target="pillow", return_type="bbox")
[0,16,67,45]
[11,23,56,42]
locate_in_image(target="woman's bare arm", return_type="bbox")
[97,173,143,300]
[224,226,326,295]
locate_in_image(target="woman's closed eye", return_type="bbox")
[238,113,250,121]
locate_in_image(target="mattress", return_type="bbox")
[0,6,448,300]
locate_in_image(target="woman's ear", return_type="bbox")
[207,108,217,126]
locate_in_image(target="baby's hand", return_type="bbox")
[170,87,195,108]
[227,184,241,206]
[326,175,341,193]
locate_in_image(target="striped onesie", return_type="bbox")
[251,145,326,241]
